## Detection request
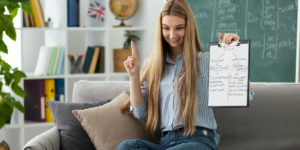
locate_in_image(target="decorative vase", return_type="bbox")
[0,141,10,150]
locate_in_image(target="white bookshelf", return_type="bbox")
[0,0,161,149]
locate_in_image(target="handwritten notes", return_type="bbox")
[208,41,249,107]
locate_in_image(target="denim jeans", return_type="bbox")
[117,128,218,150]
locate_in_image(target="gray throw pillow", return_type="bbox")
[47,99,111,150]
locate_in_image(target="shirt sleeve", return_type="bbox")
[129,59,149,119]
[130,80,147,119]
[249,89,255,101]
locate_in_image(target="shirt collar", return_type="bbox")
[166,51,184,64]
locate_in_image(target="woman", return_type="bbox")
[118,0,254,149]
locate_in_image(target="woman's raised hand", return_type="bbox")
[124,41,140,78]
[218,32,240,45]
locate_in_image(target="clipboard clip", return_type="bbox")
[218,40,240,47]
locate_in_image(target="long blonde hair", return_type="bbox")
[121,0,205,136]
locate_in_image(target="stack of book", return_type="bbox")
[23,0,46,27]
[81,46,105,74]
[34,46,65,76]
[24,79,65,122]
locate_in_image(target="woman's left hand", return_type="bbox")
[218,32,240,45]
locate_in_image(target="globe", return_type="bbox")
[109,0,139,27]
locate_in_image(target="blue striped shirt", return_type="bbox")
[130,51,255,145]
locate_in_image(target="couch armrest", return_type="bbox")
[23,126,60,150]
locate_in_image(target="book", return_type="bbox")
[95,46,105,73]
[34,46,53,75]
[24,11,30,27]
[55,79,65,102]
[29,15,35,27]
[22,12,26,27]
[47,47,58,75]
[82,46,95,73]
[55,47,65,75]
[88,47,100,74]
[52,47,61,75]
[77,0,80,26]
[24,80,46,122]
[45,79,55,122]
[29,0,46,27]
[68,0,79,27]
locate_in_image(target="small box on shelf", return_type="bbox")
[113,49,131,72]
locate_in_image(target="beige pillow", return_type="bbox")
[72,91,159,150]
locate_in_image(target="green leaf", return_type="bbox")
[11,81,25,98]
[0,7,5,14]
[0,59,12,71]
[0,102,14,122]
[0,92,10,99]
[12,69,26,84]
[0,112,6,129]
[0,15,11,31]
[0,31,3,40]
[4,73,13,86]
[0,0,10,8]
[14,101,24,113]
[4,93,14,109]
[5,16,16,41]
[21,2,32,16]
[7,2,20,18]
[0,81,3,92]
[0,39,8,53]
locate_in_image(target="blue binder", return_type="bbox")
[55,79,65,102]
[68,0,78,27]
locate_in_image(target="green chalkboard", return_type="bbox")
[186,0,298,82]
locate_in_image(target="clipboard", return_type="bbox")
[208,40,251,108]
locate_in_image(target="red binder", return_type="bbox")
[24,80,46,122]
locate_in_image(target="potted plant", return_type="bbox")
[0,1,30,149]
[113,31,140,72]
[46,17,53,27]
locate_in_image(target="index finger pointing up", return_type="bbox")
[131,41,137,58]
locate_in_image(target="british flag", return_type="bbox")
[88,1,105,21]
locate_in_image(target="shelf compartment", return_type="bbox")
[24,74,65,79]
[67,73,106,78]
[24,121,55,128]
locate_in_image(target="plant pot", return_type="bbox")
[0,141,10,150]
[46,21,53,27]
[113,49,132,72]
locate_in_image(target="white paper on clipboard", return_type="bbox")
[208,40,250,107]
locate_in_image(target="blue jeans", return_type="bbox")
[117,128,218,150]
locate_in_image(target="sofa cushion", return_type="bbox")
[47,99,111,150]
[72,91,159,150]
